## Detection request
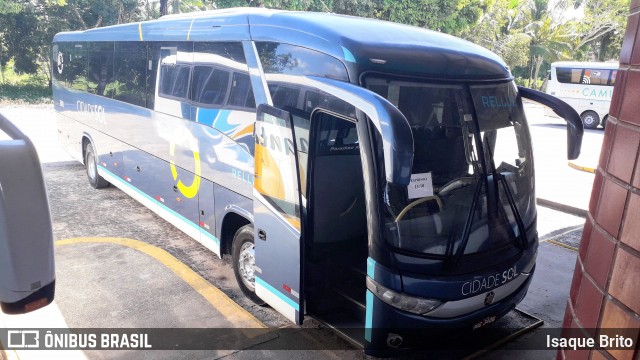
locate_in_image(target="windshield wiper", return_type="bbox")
[478,122,527,251]
[498,173,527,248]
[447,177,483,266]
[447,87,528,269]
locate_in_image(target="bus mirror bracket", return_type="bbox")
[0,113,56,314]
[517,86,583,160]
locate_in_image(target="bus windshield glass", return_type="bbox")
[365,78,535,257]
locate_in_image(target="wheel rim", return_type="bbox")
[87,149,97,180]
[584,114,596,126]
[238,241,256,291]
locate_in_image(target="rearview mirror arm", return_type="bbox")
[517,86,584,160]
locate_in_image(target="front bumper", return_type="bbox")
[365,264,535,352]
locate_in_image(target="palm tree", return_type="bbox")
[522,0,572,89]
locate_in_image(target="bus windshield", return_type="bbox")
[365,78,535,258]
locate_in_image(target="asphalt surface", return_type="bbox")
[525,102,602,214]
[44,161,288,329]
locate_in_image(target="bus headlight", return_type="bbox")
[366,277,442,315]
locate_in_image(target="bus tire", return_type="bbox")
[232,224,265,305]
[581,111,599,130]
[84,142,110,189]
[602,115,608,129]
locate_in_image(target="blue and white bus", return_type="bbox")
[52,8,582,352]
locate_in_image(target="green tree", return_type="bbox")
[461,0,532,69]
[465,0,576,88]
[62,0,142,29]
[374,0,485,35]
[521,0,573,88]
[524,16,572,88]
[214,0,484,34]
[0,0,144,84]
[0,0,22,14]
[0,1,57,79]
[569,0,629,61]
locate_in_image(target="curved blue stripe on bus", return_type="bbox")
[212,110,234,134]
[341,46,356,63]
[255,276,299,311]
[196,108,221,127]
[98,164,220,246]
[365,290,374,342]
[367,257,376,279]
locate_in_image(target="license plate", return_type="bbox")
[472,315,496,330]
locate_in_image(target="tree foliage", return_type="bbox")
[462,0,629,89]
[0,0,632,88]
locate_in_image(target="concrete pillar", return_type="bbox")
[560,1,640,359]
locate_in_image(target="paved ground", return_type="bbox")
[44,161,289,329]
[524,103,602,214]
[0,106,594,359]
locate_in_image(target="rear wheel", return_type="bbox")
[581,111,600,130]
[84,142,109,189]
[232,224,265,305]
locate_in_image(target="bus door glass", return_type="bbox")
[253,104,306,324]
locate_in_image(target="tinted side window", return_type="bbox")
[228,72,255,109]
[314,112,359,157]
[194,42,246,63]
[152,42,192,107]
[113,42,147,107]
[52,44,63,84]
[610,70,618,86]
[191,42,253,108]
[160,65,179,96]
[190,66,229,105]
[269,84,300,109]
[172,66,191,98]
[159,65,192,99]
[256,42,349,81]
[305,90,356,117]
[556,67,582,84]
[87,42,115,97]
[54,43,87,91]
[583,69,610,86]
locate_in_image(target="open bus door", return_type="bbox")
[253,104,306,324]
[253,76,414,334]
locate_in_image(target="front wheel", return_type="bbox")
[232,225,265,305]
[581,111,600,130]
[84,142,110,189]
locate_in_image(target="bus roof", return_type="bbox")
[53,8,510,80]
[551,61,619,69]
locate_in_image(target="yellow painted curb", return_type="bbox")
[545,239,579,252]
[568,162,596,174]
[56,237,266,329]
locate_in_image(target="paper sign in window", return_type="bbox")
[408,172,434,199]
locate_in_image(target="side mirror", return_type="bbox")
[517,86,584,160]
[0,114,55,314]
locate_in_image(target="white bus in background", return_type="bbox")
[546,61,618,129]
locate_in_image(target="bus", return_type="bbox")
[546,61,618,129]
[52,8,582,352]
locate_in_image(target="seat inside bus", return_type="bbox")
[390,90,474,254]
[401,93,468,186]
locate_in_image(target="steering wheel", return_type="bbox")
[395,195,443,222]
